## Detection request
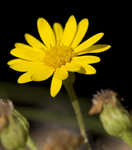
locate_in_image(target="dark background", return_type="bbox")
[0,1,131,109]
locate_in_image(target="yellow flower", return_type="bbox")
[8,15,111,97]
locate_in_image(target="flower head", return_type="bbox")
[0,99,29,150]
[8,15,111,97]
[89,90,132,148]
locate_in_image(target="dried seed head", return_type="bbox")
[93,89,117,104]
[89,89,118,115]
[0,99,14,132]
[0,98,14,115]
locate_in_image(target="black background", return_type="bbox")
[0,1,131,109]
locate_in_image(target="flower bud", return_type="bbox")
[89,90,132,148]
[0,99,29,150]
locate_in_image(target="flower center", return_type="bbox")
[44,46,73,69]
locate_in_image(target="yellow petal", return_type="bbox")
[65,61,81,72]
[8,59,31,72]
[61,15,77,46]
[50,76,62,97]
[31,64,54,81]
[77,64,96,75]
[74,33,104,52]
[18,72,32,83]
[87,44,111,53]
[8,59,54,81]
[72,56,100,64]
[10,47,45,62]
[54,66,68,80]
[24,33,47,50]
[74,44,111,55]
[8,59,26,65]
[15,42,46,53]
[15,43,29,48]
[72,18,89,48]
[37,18,56,48]
[53,23,63,45]
[15,43,36,50]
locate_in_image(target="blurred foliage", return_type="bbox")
[0,81,105,135]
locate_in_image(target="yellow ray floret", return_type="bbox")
[8,15,111,97]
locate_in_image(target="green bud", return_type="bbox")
[92,90,132,148]
[0,99,29,150]
[100,100,132,137]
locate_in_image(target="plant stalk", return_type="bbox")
[63,79,92,150]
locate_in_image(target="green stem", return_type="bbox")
[121,131,132,148]
[63,79,92,150]
[26,136,38,150]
